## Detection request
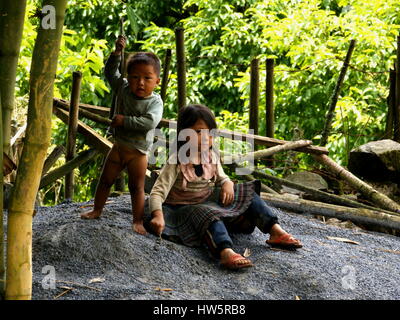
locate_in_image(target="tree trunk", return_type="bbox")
[313,154,400,214]
[0,0,27,154]
[5,0,68,300]
[261,193,400,234]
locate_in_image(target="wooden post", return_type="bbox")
[265,58,275,138]
[175,28,186,110]
[394,36,400,142]
[65,71,82,200]
[249,58,259,135]
[321,39,356,146]
[160,49,172,103]
[385,69,395,139]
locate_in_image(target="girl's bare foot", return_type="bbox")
[220,248,253,270]
[81,210,101,219]
[267,224,302,248]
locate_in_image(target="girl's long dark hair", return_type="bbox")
[174,104,218,161]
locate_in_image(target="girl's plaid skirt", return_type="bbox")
[147,180,261,247]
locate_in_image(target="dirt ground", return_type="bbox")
[27,194,400,300]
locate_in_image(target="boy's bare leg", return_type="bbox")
[126,150,148,234]
[81,147,123,219]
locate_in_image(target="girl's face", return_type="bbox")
[188,118,213,152]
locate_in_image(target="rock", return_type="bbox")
[348,139,400,182]
[281,171,328,195]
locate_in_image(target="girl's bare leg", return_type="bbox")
[81,147,123,219]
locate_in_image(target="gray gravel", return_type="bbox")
[27,194,400,300]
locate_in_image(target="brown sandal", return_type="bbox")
[266,233,303,249]
[220,253,253,270]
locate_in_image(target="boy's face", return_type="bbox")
[127,63,160,98]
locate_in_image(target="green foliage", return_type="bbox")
[16,0,400,205]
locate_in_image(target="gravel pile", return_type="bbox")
[27,194,400,300]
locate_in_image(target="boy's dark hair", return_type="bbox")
[127,52,161,76]
[176,104,217,153]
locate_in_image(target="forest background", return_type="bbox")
[13,0,400,205]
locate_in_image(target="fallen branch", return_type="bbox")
[251,169,399,216]
[55,280,102,292]
[314,154,400,214]
[261,193,400,232]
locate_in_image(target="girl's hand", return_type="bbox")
[150,210,165,236]
[114,35,126,55]
[220,180,234,207]
[111,114,124,128]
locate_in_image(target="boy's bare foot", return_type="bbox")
[220,248,253,270]
[81,210,101,219]
[133,222,147,235]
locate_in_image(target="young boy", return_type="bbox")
[81,36,163,235]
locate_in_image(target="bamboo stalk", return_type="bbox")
[394,36,400,142]
[160,49,172,103]
[65,71,82,200]
[313,154,400,214]
[385,69,395,139]
[249,58,260,135]
[175,28,186,110]
[321,39,356,146]
[40,149,98,189]
[6,0,68,301]
[261,193,400,233]
[265,58,275,138]
[0,0,27,154]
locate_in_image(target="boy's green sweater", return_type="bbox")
[105,54,163,154]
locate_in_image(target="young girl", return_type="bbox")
[149,104,302,270]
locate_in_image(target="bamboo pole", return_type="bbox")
[175,28,186,110]
[385,69,395,139]
[320,39,356,146]
[6,0,68,300]
[52,107,112,155]
[223,140,312,165]
[249,58,259,135]
[313,154,400,214]
[394,36,400,142]
[261,193,400,233]
[54,99,329,155]
[42,145,66,176]
[65,71,82,200]
[40,149,98,189]
[160,49,172,103]
[0,0,27,154]
[265,58,275,138]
